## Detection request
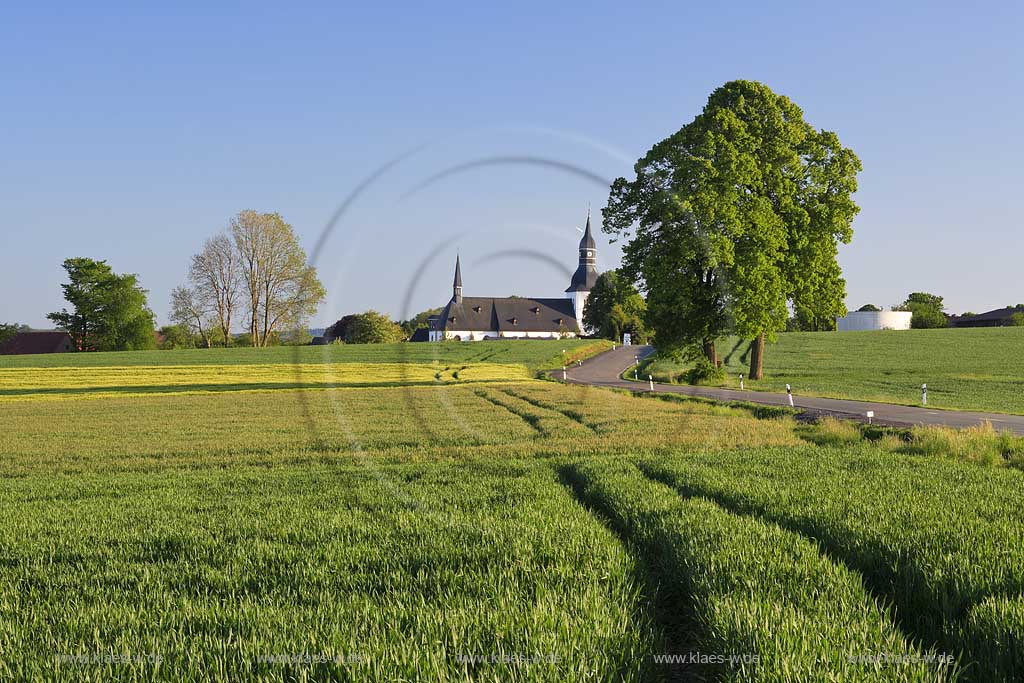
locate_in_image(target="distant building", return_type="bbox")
[429,211,599,341]
[836,311,913,331]
[950,306,1024,328]
[408,328,430,342]
[0,330,75,355]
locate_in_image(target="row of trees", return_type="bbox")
[601,80,862,379]
[171,211,325,347]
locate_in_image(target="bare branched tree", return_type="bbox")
[169,285,213,348]
[189,233,240,346]
[230,210,325,347]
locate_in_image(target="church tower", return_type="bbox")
[452,253,463,303]
[565,209,599,333]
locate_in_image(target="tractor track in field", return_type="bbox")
[497,388,600,433]
[632,461,951,673]
[556,464,703,683]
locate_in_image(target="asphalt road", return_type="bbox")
[561,345,1024,435]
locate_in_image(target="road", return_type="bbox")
[561,345,1024,435]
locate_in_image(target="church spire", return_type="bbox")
[566,208,598,293]
[580,205,596,252]
[452,253,463,303]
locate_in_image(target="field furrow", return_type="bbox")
[638,449,1024,681]
[562,458,951,682]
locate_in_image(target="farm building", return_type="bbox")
[0,330,74,355]
[429,211,599,341]
[836,311,913,331]
[950,306,1024,328]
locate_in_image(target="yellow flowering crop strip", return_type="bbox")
[0,362,531,402]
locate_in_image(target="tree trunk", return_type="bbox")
[749,333,765,380]
[702,338,718,367]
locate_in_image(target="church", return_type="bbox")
[428,212,599,341]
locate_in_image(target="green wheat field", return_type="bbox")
[1,339,1022,681]
[643,326,1024,414]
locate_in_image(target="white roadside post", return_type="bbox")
[649,375,654,391]
[562,366,566,381]
[634,355,639,381]
[739,374,744,391]
[866,410,874,425]
[786,384,794,408]
[922,383,928,406]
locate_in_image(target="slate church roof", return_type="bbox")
[434,297,577,333]
[434,210,596,335]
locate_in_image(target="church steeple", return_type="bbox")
[452,254,463,303]
[566,209,598,293]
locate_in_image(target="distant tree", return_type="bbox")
[48,258,156,351]
[895,292,948,329]
[278,328,313,345]
[857,304,881,312]
[583,270,648,343]
[326,314,359,342]
[170,285,214,348]
[400,308,442,339]
[1011,312,1024,327]
[604,80,860,379]
[230,210,326,347]
[189,233,241,347]
[0,323,28,346]
[157,324,194,349]
[347,310,403,344]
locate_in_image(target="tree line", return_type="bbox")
[33,210,326,352]
[172,210,325,347]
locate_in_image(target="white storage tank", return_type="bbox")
[836,311,913,331]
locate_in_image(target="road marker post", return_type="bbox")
[739,374,744,391]
[922,383,928,406]
[562,366,566,381]
[786,384,794,408]
[866,410,874,425]
[649,375,654,391]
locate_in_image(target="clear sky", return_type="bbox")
[3,1,1022,329]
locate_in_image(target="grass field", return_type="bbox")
[1,340,1022,681]
[640,326,1024,415]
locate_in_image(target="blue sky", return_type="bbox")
[2,1,1022,328]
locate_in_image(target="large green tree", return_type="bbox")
[48,258,156,351]
[582,270,648,343]
[604,80,861,378]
